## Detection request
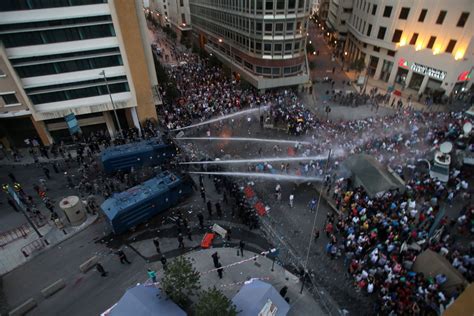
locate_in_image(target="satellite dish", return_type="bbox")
[463,122,472,135]
[440,142,453,154]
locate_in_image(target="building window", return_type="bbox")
[0,68,5,77]
[373,46,380,52]
[1,93,19,106]
[265,23,272,32]
[377,26,386,40]
[445,39,457,53]
[367,24,372,36]
[399,7,410,20]
[244,61,253,71]
[285,43,292,52]
[274,43,282,54]
[383,6,392,18]
[427,36,436,49]
[181,14,186,24]
[14,55,123,78]
[180,0,184,6]
[436,10,447,24]
[409,33,418,45]
[265,0,273,11]
[264,43,271,52]
[418,9,427,22]
[275,23,283,33]
[387,50,396,57]
[0,0,106,11]
[2,24,115,48]
[380,60,393,82]
[371,4,377,15]
[286,22,294,32]
[276,0,285,10]
[457,12,469,27]
[392,29,403,43]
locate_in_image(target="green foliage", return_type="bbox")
[161,256,201,308]
[195,287,238,316]
[351,58,366,73]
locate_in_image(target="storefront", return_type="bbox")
[408,72,424,91]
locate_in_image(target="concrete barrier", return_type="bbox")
[41,279,66,298]
[8,298,37,316]
[79,255,98,273]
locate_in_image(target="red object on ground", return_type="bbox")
[254,201,266,216]
[201,233,215,249]
[287,146,296,156]
[393,90,402,96]
[244,186,255,199]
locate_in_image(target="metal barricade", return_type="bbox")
[21,238,47,257]
[0,223,30,247]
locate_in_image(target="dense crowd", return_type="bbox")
[152,40,472,315]
[3,27,471,315]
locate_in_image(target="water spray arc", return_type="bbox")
[179,155,332,165]
[171,106,270,132]
[188,171,323,182]
[174,137,312,145]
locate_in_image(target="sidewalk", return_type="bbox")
[0,148,78,166]
[0,213,98,275]
[179,248,328,316]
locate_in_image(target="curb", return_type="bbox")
[79,255,98,273]
[41,279,65,298]
[8,298,36,316]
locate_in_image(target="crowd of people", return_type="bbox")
[150,33,473,315]
[2,22,471,315]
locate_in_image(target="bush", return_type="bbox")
[161,256,201,308]
[195,287,238,316]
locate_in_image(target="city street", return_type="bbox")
[0,8,472,316]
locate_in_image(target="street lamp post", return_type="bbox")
[300,149,332,294]
[99,70,122,135]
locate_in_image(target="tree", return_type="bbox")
[161,256,201,308]
[351,58,366,73]
[195,287,238,316]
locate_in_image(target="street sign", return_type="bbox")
[65,113,81,135]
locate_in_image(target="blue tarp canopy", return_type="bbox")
[110,285,186,316]
[232,280,290,316]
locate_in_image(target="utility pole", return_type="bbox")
[300,149,332,294]
[99,70,122,135]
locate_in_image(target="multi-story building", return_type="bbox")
[0,0,159,147]
[189,0,312,90]
[148,0,192,38]
[345,0,473,97]
[317,0,330,22]
[327,0,353,50]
